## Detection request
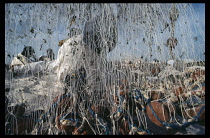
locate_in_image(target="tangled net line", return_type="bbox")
[5,3,205,135]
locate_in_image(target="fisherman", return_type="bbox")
[47,5,118,134]
[39,48,55,61]
[10,46,38,68]
[9,46,49,76]
[53,5,117,102]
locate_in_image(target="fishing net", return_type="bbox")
[5,3,205,135]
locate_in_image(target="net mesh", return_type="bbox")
[5,3,205,135]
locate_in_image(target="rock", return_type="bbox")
[158,66,183,80]
[201,95,205,101]
[202,86,205,92]
[5,110,44,135]
[119,118,130,135]
[118,117,150,135]
[55,114,76,134]
[181,92,191,99]
[5,88,10,93]
[7,104,26,117]
[184,66,205,74]
[72,122,94,135]
[168,93,179,103]
[167,60,175,66]
[5,97,10,116]
[6,116,34,135]
[191,69,205,81]
[173,86,185,97]
[190,90,204,97]
[151,66,161,76]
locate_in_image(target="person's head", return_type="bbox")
[46,48,55,60]
[83,5,118,55]
[21,46,35,58]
